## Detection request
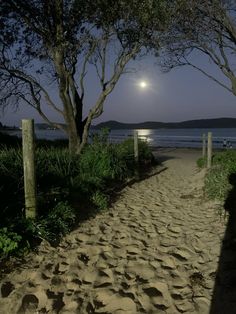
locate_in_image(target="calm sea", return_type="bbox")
[5,128,236,148]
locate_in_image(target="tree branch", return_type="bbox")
[79,41,97,101]
[5,68,64,115]
[185,58,233,94]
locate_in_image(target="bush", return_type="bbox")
[0,147,81,225]
[204,150,236,201]
[36,148,80,188]
[39,201,76,243]
[197,157,206,168]
[91,191,109,211]
[0,133,155,256]
[79,144,127,188]
[0,148,24,223]
[36,148,80,214]
[0,228,22,258]
[77,131,132,194]
[205,166,231,200]
[116,138,153,163]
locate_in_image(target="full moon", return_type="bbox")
[139,81,148,89]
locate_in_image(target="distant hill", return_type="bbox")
[35,123,65,130]
[94,118,236,129]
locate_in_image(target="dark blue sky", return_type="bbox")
[1,54,235,126]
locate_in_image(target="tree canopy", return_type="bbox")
[0,0,172,153]
[160,0,236,96]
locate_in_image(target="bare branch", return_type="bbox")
[185,58,233,94]
[162,0,236,96]
[5,68,64,115]
[79,41,97,101]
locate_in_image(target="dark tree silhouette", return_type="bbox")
[159,0,236,96]
[0,0,172,153]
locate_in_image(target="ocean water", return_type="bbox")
[109,128,236,148]
[4,128,236,148]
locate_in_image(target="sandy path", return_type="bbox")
[0,149,227,313]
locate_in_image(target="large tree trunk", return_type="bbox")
[64,109,85,154]
[66,111,88,154]
[71,119,88,154]
[68,126,80,154]
[76,118,90,155]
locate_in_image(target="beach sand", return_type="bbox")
[0,148,229,313]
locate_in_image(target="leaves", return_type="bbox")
[0,228,22,258]
[159,0,236,95]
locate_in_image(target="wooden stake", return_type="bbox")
[207,132,212,169]
[134,130,139,164]
[22,119,37,218]
[202,133,206,158]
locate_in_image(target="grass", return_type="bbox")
[197,150,236,201]
[0,130,156,258]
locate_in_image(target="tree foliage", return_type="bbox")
[160,0,236,96]
[0,0,171,153]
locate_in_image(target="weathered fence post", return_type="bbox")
[22,119,37,218]
[134,130,139,164]
[207,132,212,169]
[134,130,139,179]
[202,133,206,158]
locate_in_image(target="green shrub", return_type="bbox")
[0,147,23,180]
[0,228,22,258]
[0,148,24,223]
[39,201,76,243]
[197,157,206,168]
[204,150,236,201]
[36,148,80,188]
[116,138,153,163]
[0,133,155,255]
[205,166,231,200]
[90,127,110,146]
[212,150,236,165]
[78,142,128,190]
[91,191,109,211]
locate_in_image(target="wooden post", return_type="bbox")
[134,130,139,179]
[207,132,212,169]
[134,130,139,163]
[202,133,206,158]
[22,119,37,218]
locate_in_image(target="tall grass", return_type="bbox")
[197,150,236,201]
[0,133,155,256]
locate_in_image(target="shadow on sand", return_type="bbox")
[210,173,236,313]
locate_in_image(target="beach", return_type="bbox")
[0,148,229,313]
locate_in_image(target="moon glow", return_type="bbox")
[139,81,148,89]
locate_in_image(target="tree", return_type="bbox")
[0,0,171,153]
[159,0,236,96]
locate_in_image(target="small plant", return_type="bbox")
[90,127,110,146]
[36,148,80,188]
[203,150,236,202]
[91,191,109,211]
[39,201,76,243]
[205,166,231,200]
[197,157,206,168]
[0,228,22,258]
[79,140,128,188]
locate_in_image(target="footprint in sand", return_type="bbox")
[0,149,228,313]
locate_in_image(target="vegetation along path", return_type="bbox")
[0,149,230,313]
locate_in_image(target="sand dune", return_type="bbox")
[0,149,227,313]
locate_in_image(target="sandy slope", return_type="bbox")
[0,149,228,313]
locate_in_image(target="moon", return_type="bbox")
[139,81,148,89]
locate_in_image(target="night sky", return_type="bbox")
[1,53,235,127]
